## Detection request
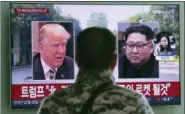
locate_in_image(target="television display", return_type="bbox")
[11,3,180,108]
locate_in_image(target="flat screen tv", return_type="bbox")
[10,3,181,108]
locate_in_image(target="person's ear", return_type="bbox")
[150,42,155,53]
[38,41,43,52]
[111,53,117,70]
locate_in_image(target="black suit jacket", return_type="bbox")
[33,54,74,80]
[119,55,159,78]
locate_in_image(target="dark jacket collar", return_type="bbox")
[124,55,159,78]
[128,55,156,70]
[33,53,72,80]
[33,53,45,79]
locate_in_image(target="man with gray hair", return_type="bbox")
[33,23,74,80]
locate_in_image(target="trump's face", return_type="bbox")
[39,28,68,68]
[125,33,153,66]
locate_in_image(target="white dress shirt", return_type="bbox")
[40,56,57,80]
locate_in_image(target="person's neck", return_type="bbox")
[161,46,168,52]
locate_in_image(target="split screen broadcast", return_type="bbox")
[11,4,180,108]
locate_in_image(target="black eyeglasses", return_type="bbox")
[125,42,152,51]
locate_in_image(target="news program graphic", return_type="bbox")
[32,21,75,80]
[10,4,180,109]
[11,4,77,108]
[154,31,176,61]
[117,21,180,104]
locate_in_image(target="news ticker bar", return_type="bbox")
[11,96,181,109]
[12,82,180,100]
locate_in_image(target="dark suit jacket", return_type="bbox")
[119,55,159,78]
[33,54,74,80]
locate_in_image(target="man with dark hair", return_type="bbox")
[119,24,159,78]
[37,27,154,114]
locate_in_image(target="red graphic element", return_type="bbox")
[12,82,180,100]
[117,82,180,97]
[14,8,49,14]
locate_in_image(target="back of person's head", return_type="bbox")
[76,27,116,71]
[125,24,154,41]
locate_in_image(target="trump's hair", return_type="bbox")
[39,23,71,43]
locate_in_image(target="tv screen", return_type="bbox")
[10,3,180,108]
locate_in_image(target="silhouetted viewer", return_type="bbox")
[37,27,154,114]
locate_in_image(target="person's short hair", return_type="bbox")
[39,23,71,43]
[76,27,116,70]
[125,24,154,41]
